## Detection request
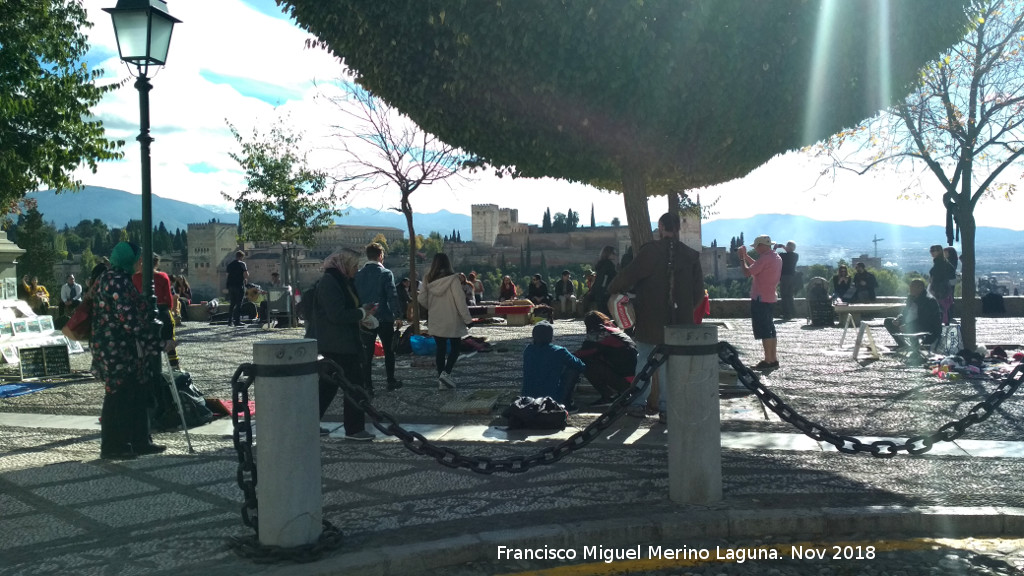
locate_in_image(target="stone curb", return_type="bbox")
[253,506,1024,575]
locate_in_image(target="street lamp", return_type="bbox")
[103,0,180,310]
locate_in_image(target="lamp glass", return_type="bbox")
[110,11,152,64]
[147,13,175,64]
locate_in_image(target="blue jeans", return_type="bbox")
[631,342,666,411]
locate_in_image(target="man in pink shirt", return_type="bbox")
[738,235,782,370]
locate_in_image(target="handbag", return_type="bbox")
[61,298,92,341]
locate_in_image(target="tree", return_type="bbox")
[224,117,342,247]
[0,0,123,213]
[611,217,621,227]
[816,0,1023,349]
[12,208,59,284]
[590,204,596,228]
[80,245,97,278]
[567,208,579,230]
[323,84,471,332]
[541,208,552,233]
[282,0,971,251]
[551,212,568,233]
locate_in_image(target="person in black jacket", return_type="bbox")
[884,279,942,350]
[574,311,638,406]
[305,249,379,441]
[928,244,956,324]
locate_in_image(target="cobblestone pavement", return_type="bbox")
[0,317,1022,575]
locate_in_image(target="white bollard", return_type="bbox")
[254,339,322,547]
[664,325,721,504]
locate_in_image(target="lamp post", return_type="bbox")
[104,0,180,310]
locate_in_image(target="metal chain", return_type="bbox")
[318,348,666,474]
[717,341,1024,457]
[229,363,345,562]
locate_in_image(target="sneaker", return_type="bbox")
[344,431,375,442]
[319,427,331,436]
[626,405,647,418]
[386,379,404,391]
[438,372,456,389]
[754,360,780,371]
[658,411,667,425]
[133,443,167,455]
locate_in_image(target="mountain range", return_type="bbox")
[28,187,1020,252]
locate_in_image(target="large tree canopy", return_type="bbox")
[280,0,970,246]
[0,0,122,213]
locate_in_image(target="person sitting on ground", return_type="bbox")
[831,264,854,301]
[522,322,586,410]
[884,278,941,351]
[25,276,50,314]
[499,275,518,301]
[554,270,576,316]
[851,262,878,302]
[526,274,552,306]
[573,311,638,406]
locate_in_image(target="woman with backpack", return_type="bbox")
[418,253,473,390]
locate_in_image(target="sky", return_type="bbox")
[73,0,1024,232]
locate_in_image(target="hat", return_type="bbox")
[532,322,553,344]
[750,235,772,248]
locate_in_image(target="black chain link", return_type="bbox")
[717,341,1024,457]
[229,363,345,562]
[318,348,667,474]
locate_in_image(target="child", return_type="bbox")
[522,323,585,410]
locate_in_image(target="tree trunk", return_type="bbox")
[622,164,653,251]
[958,203,977,351]
[402,191,422,335]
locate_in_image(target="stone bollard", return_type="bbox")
[254,339,322,547]
[664,325,721,504]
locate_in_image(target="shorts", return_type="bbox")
[751,300,776,340]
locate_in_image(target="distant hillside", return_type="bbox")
[701,214,1022,250]
[29,187,473,238]
[30,187,237,233]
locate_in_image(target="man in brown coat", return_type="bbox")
[608,212,704,419]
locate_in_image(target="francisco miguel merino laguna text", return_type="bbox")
[497,544,877,564]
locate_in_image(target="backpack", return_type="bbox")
[151,371,214,430]
[502,396,568,430]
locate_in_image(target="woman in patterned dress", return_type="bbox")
[91,242,164,459]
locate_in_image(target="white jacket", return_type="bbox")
[418,274,472,339]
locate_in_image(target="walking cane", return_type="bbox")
[164,351,196,453]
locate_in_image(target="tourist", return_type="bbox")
[59,274,83,317]
[775,241,798,320]
[608,213,704,420]
[738,234,782,371]
[470,271,484,304]
[396,277,412,320]
[418,253,473,390]
[573,311,638,406]
[132,254,181,370]
[305,249,378,441]
[851,262,878,302]
[592,245,618,315]
[526,274,551,306]
[831,264,854,301]
[458,272,475,306]
[554,270,576,316]
[225,250,248,327]
[522,323,585,410]
[499,275,518,301]
[884,278,941,350]
[928,244,956,324]
[354,242,403,392]
[92,242,164,459]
